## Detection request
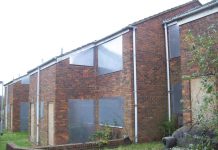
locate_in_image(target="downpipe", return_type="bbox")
[164,23,171,122]
[36,67,40,145]
[129,25,138,143]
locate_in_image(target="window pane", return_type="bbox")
[68,99,95,143]
[21,76,30,84]
[169,24,180,58]
[99,97,124,127]
[98,36,123,75]
[70,48,94,66]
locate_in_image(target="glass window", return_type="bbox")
[98,36,123,75]
[68,99,95,143]
[169,24,180,58]
[99,97,124,127]
[21,76,30,84]
[70,48,94,66]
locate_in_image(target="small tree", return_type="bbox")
[184,24,218,149]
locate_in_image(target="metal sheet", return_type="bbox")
[68,99,95,143]
[169,24,180,58]
[70,48,94,66]
[20,102,29,131]
[21,76,30,84]
[171,83,182,115]
[98,36,123,75]
[99,97,124,127]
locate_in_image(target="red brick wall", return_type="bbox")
[180,13,218,124]
[96,31,134,141]
[40,65,56,146]
[29,65,57,146]
[55,59,96,144]
[27,0,201,145]
[5,81,29,132]
[13,81,29,132]
[135,1,200,142]
[7,84,13,131]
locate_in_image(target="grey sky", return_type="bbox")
[0,0,210,86]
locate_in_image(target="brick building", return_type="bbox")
[4,75,30,132]
[26,0,201,146]
[164,1,218,125]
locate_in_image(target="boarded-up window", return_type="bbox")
[68,99,95,143]
[70,48,94,66]
[191,77,216,122]
[168,24,180,58]
[40,101,44,119]
[98,36,123,75]
[99,97,124,127]
[171,83,182,115]
[20,102,29,131]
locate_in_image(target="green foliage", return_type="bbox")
[0,131,32,150]
[90,125,112,147]
[104,142,164,150]
[185,24,218,149]
[160,117,177,136]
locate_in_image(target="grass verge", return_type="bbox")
[105,142,164,150]
[0,131,32,150]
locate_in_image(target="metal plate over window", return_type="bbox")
[169,24,180,58]
[20,102,29,131]
[171,83,182,115]
[70,48,94,66]
[99,97,124,127]
[21,76,30,84]
[98,36,123,75]
[68,99,95,143]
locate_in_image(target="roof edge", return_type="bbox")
[163,0,218,24]
[131,0,202,26]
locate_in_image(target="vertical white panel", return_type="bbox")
[48,103,54,145]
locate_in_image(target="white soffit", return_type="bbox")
[178,7,218,26]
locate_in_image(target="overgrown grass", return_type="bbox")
[105,142,164,150]
[0,131,32,150]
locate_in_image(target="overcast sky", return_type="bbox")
[0,0,211,86]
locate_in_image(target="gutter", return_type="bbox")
[163,1,218,24]
[36,67,40,145]
[128,25,138,143]
[164,24,171,122]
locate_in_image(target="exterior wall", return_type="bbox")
[96,31,134,140]
[27,0,202,145]
[135,1,200,142]
[12,81,29,131]
[7,84,13,131]
[55,58,96,144]
[40,65,56,146]
[179,13,218,124]
[29,65,56,146]
[5,81,29,132]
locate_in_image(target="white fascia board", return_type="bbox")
[178,7,218,26]
[95,29,129,46]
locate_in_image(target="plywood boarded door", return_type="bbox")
[191,77,215,122]
[10,105,13,131]
[48,102,54,145]
[30,103,35,142]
